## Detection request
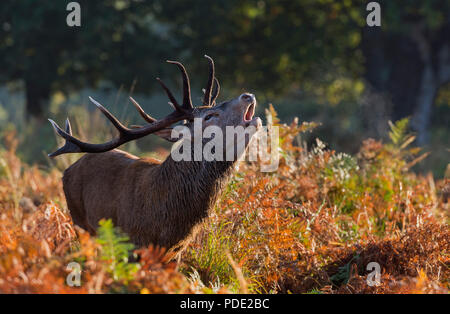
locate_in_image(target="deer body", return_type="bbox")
[50,56,260,248]
[64,149,234,247]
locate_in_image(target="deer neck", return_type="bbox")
[161,156,235,205]
[155,152,236,221]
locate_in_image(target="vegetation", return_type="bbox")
[0,1,448,176]
[0,107,448,294]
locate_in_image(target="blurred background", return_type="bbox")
[0,0,448,176]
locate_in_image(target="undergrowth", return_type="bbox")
[0,107,448,293]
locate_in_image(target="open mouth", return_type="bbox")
[244,102,255,122]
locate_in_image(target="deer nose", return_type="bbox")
[240,93,255,103]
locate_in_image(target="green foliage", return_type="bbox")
[304,288,322,294]
[0,1,174,116]
[96,219,139,283]
[153,0,366,97]
[385,117,430,174]
[388,118,410,147]
[4,0,447,115]
[330,255,360,286]
[183,220,240,291]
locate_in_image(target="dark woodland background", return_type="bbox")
[0,0,448,176]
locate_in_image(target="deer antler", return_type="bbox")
[203,55,220,107]
[48,60,196,157]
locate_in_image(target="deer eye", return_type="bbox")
[204,113,215,121]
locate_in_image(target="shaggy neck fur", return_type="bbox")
[148,154,235,248]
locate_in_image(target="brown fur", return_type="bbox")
[64,149,234,248]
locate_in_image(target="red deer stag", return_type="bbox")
[49,56,261,248]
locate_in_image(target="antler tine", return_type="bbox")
[48,118,82,157]
[129,96,156,123]
[156,77,184,113]
[203,55,215,106]
[65,117,72,134]
[211,77,220,106]
[89,96,129,134]
[166,60,193,110]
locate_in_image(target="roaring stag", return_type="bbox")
[49,56,261,248]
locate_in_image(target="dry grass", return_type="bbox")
[0,109,448,294]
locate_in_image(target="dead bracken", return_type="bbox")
[0,110,448,294]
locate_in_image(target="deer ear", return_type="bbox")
[153,128,179,142]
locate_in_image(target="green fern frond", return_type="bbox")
[388,118,410,146]
[96,219,139,283]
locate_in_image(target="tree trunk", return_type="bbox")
[25,78,50,119]
[411,60,437,144]
[361,22,449,145]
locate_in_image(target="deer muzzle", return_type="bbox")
[239,93,261,128]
